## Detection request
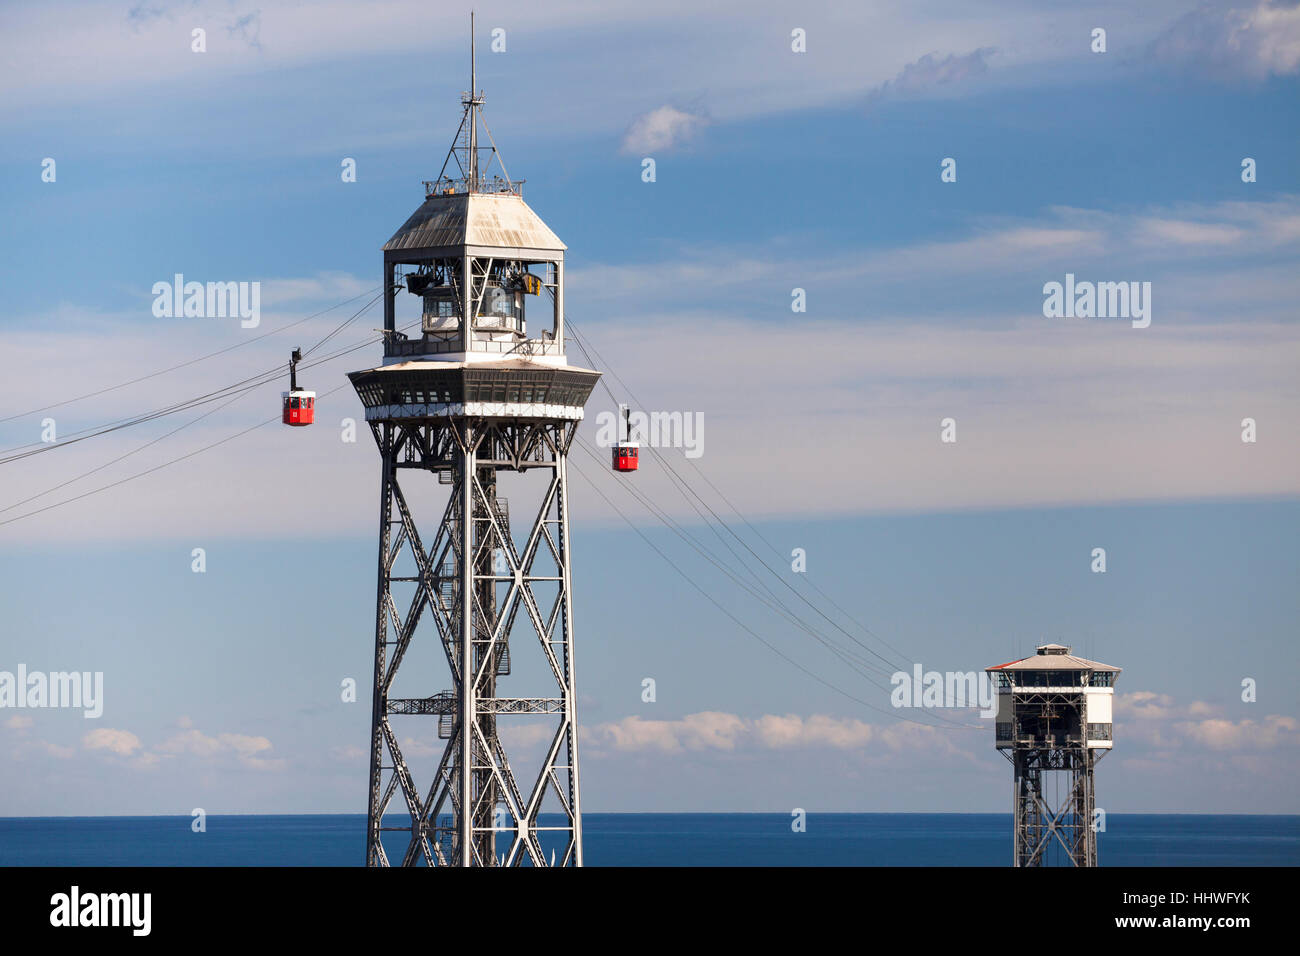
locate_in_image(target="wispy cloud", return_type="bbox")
[226,10,263,51]
[585,711,962,755]
[572,197,1300,303]
[1,195,1297,543]
[1136,218,1248,245]
[0,1,1206,137]
[1148,0,1300,80]
[866,47,997,105]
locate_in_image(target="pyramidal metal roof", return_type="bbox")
[383,191,565,255]
[986,644,1121,673]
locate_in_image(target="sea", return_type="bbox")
[1,813,1297,866]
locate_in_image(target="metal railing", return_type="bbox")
[422,175,524,198]
[385,335,562,359]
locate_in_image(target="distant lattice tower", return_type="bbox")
[986,644,1121,867]
[347,20,599,866]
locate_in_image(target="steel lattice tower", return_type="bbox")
[986,644,1121,867]
[348,24,599,866]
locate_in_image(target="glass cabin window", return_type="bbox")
[477,285,524,331]
[422,291,461,333]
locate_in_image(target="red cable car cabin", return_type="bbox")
[612,403,639,472]
[612,441,638,472]
[282,347,314,426]
[282,390,316,426]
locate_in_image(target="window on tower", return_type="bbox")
[422,291,461,334]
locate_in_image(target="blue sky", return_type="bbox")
[0,0,1297,816]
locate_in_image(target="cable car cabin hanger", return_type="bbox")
[612,402,638,473]
[282,347,316,427]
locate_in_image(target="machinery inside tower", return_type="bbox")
[403,260,547,343]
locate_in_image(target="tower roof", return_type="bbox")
[383,191,566,257]
[986,644,1120,673]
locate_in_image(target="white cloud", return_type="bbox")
[157,728,281,768]
[78,722,282,769]
[1,196,1297,544]
[82,727,143,756]
[591,712,746,753]
[1114,692,1299,753]
[620,105,709,154]
[1115,691,1179,719]
[755,713,875,749]
[1148,0,1300,80]
[1176,714,1299,750]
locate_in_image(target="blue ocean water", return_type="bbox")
[0,813,1295,866]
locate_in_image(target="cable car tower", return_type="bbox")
[986,644,1121,866]
[347,19,600,866]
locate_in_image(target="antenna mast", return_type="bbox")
[428,13,517,197]
[467,11,478,190]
